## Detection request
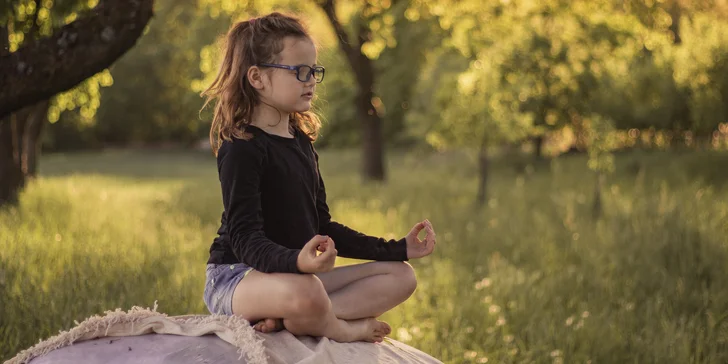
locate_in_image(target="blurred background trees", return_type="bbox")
[0,0,154,205]
[2,0,728,207]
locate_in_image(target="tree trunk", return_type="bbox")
[359,93,385,180]
[669,1,682,45]
[20,100,50,179]
[0,26,23,207]
[592,172,605,220]
[476,139,489,208]
[534,135,545,158]
[319,0,386,181]
[0,117,24,207]
[0,98,48,207]
[0,0,155,118]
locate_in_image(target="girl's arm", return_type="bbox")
[313,149,408,262]
[219,139,302,273]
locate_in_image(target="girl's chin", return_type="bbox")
[293,101,312,112]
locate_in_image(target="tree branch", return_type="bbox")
[319,0,356,61]
[0,0,154,119]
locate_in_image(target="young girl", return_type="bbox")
[200,12,437,344]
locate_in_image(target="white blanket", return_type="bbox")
[5,302,442,364]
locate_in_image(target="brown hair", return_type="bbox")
[200,12,321,155]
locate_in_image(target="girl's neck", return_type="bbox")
[249,103,292,137]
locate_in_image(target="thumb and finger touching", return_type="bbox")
[408,221,426,243]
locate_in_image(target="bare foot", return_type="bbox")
[252,318,284,333]
[341,318,391,343]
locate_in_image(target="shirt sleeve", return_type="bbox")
[312,147,409,261]
[218,138,302,273]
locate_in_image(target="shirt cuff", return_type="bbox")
[287,249,303,274]
[393,237,409,261]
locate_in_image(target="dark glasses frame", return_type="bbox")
[257,63,326,83]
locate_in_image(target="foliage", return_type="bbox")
[92,0,220,145]
[4,0,728,155]
[3,0,111,126]
[672,13,728,136]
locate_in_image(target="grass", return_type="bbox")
[2,147,728,363]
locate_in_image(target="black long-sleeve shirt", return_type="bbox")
[207,124,408,273]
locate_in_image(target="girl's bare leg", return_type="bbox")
[230,271,390,342]
[315,261,418,320]
[252,261,417,332]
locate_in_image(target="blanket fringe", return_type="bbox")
[4,301,267,364]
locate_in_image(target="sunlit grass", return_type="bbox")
[2,148,728,363]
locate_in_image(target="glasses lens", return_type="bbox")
[313,67,325,83]
[297,66,312,82]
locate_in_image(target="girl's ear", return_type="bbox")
[247,66,264,90]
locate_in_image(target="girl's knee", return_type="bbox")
[399,262,417,296]
[287,274,330,317]
[388,262,417,297]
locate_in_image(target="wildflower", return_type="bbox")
[565,316,574,326]
[475,278,492,290]
[496,317,506,326]
[397,328,412,342]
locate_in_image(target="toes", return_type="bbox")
[263,319,274,332]
[269,318,279,327]
[255,318,283,333]
[269,318,284,332]
[378,322,391,335]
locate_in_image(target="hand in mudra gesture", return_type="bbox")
[297,235,337,273]
[405,219,436,259]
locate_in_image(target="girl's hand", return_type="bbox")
[297,235,337,273]
[405,219,436,259]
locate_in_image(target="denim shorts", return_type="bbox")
[203,263,254,316]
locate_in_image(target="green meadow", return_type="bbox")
[2,149,728,363]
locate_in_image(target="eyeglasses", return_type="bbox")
[257,63,325,83]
